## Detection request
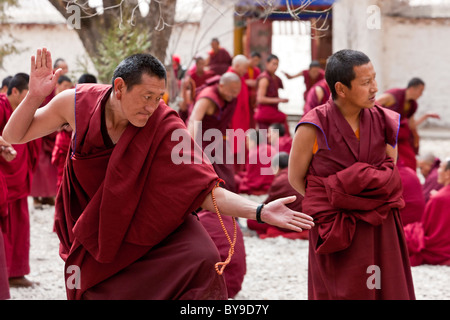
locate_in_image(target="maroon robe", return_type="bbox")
[303,79,330,115]
[397,161,425,226]
[302,68,325,100]
[422,158,444,203]
[208,48,232,76]
[189,80,247,298]
[189,68,215,88]
[297,100,415,300]
[0,94,39,279]
[54,84,227,300]
[247,168,308,240]
[404,185,450,266]
[0,171,10,300]
[237,144,276,195]
[244,66,261,129]
[254,71,290,136]
[228,66,250,156]
[31,91,58,198]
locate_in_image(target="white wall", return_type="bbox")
[332,0,450,127]
[0,24,97,84]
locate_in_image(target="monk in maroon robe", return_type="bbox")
[0,75,39,288]
[244,52,261,129]
[404,159,450,266]
[376,78,439,170]
[4,49,314,300]
[237,131,276,195]
[290,50,415,300]
[227,55,251,173]
[284,60,325,100]
[397,160,425,226]
[247,152,307,240]
[254,54,290,136]
[269,123,292,154]
[303,78,330,115]
[418,154,444,203]
[206,38,232,76]
[187,72,246,298]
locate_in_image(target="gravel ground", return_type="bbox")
[7,136,450,300]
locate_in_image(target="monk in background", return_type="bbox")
[283,60,325,101]
[187,72,246,298]
[404,158,450,267]
[247,152,307,240]
[244,51,261,129]
[376,77,440,170]
[3,48,314,300]
[206,38,232,76]
[397,160,425,226]
[0,73,39,288]
[290,49,415,300]
[417,153,444,203]
[303,78,330,115]
[254,54,290,136]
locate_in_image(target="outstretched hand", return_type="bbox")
[29,48,62,99]
[261,196,314,232]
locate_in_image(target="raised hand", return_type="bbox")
[28,48,62,99]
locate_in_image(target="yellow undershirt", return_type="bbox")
[313,128,360,154]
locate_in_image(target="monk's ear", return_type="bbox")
[114,78,126,100]
[334,82,346,99]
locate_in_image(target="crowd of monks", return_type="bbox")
[0,38,449,301]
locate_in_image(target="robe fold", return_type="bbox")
[404,185,450,267]
[254,71,290,136]
[244,66,261,129]
[54,84,227,300]
[297,100,415,300]
[0,94,39,278]
[51,129,72,189]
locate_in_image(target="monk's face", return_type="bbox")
[309,66,321,80]
[437,160,450,185]
[219,81,241,102]
[265,58,279,74]
[409,84,425,100]
[343,62,378,109]
[418,159,433,178]
[118,73,166,127]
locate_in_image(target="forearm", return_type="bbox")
[257,96,283,105]
[3,93,45,144]
[201,187,259,221]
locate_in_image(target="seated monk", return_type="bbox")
[269,122,292,154]
[397,160,425,226]
[237,130,276,195]
[2,48,314,300]
[417,153,444,203]
[404,158,450,267]
[247,152,307,240]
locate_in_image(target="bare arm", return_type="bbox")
[3,48,75,144]
[282,71,303,80]
[375,93,395,107]
[256,78,289,105]
[201,186,314,232]
[187,97,215,139]
[386,143,398,163]
[288,124,316,195]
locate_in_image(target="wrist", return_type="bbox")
[256,203,265,224]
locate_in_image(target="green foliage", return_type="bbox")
[92,23,151,84]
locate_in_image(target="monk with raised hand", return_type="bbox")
[289,49,415,300]
[3,48,314,300]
